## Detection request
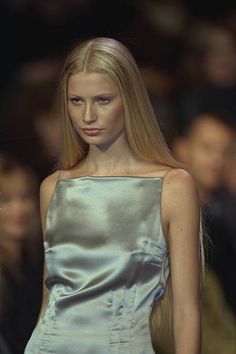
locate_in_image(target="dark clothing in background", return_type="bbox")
[0,254,43,354]
[203,186,236,315]
[0,334,11,354]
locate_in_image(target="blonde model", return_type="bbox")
[24,37,202,354]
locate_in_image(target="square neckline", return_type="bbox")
[58,175,165,181]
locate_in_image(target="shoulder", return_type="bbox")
[163,168,198,193]
[162,168,200,219]
[39,170,60,205]
[40,170,60,192]
[39,170,60,234]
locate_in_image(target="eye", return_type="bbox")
[96,97,111,104]
[69,97,83,105]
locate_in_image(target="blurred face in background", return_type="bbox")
[34,111,61,159]
[179,115,235,198]
[0,168,38,241]
[223,141,236,195]
[203,28,236,86]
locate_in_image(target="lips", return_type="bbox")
[82,128,102,136]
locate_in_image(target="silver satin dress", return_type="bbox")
[24,176,169,354]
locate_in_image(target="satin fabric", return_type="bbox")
[24,176,169,354]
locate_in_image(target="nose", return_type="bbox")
[83,103,97,124]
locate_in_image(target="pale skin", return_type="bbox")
[38,72,201,353]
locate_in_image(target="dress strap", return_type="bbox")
[57,169,62,181]
[162,168,175,181]
[162,167,187,181]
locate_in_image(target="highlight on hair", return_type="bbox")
[57,37,205,352]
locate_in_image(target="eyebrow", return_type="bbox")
[67,92,114,98]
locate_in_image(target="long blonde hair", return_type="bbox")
[58,37,180,170]
[57,37,204,352]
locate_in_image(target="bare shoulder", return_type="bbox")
[39,170,60,234]
[40,170,60,196]
[162,168,200,220]
[164,168,198,192]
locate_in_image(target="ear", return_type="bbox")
[171,136,189,163]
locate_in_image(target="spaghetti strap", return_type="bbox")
[162,168,175,181]
[57,169,61,181]
[162,167,186,182]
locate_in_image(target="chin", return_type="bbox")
[83,137,105,145]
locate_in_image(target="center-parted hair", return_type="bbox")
[58,37,179,169]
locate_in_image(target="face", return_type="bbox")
[67,72,126,149]
[0,169,38,241]
[204,29,236,85]
[185,116,234,192]
[34,112,61,158]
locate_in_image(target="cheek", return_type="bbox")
[0,207,13,224]
[22,200,37,215]
[109,105,125,126]
[68,105,81,124]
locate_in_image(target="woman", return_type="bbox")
[0,153,44,354]
[24,37,202,354]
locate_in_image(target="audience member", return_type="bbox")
[172,112,236,313]
[171,112,236,353]
[0,153,44,354]
[174,21,236,134]
[0,58,61,180]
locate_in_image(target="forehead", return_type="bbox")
[1,169,32,193]
[190,116,234,143]
[67,72,119,93]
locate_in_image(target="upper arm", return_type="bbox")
[162,169,201,313]
[39,170,59,306]
[40,170,59,237]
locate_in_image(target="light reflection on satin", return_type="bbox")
[24,176,169,354]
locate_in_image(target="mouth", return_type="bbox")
[82,128,102,136]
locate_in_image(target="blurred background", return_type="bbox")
[0,1,235,353]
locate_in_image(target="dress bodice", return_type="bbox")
[25,176,169,354]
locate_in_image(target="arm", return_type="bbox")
[36,170,59,324]
[163,169,201,354]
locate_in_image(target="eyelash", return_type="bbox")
[69,97,111,105]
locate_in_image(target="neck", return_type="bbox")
[81,135,138,175]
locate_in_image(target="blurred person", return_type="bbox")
[172,112,235,202]
[0,58,61,180]
[223,139,236,195]
[172,112,236,312]
[174,21,236,134]
[200,267,236,354]
[0,153,44,354]
[25,82,61,180]
[171,112,236,353]
[24,37,203,354]
[209,139,236,314]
